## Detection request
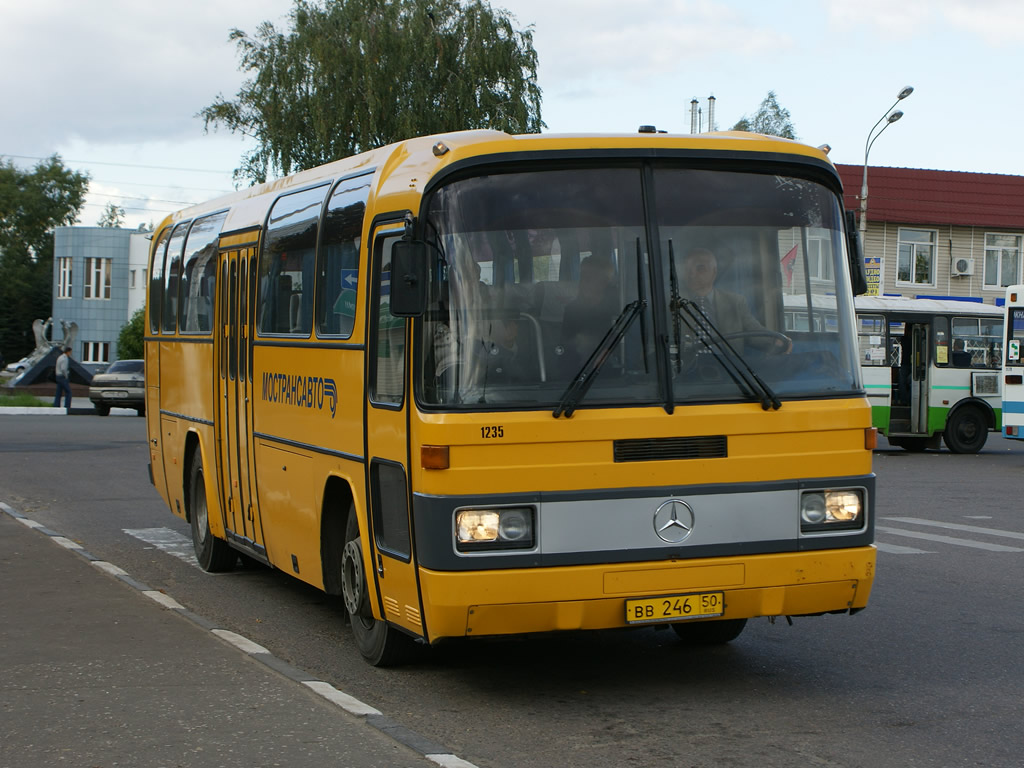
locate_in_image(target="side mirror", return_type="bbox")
[845,210,868,296]
[389,240,428,317]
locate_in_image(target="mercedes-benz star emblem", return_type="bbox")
[653,499,695,544]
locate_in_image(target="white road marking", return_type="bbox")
[92,561,129,577]
[426,755,482,768]
[212,629,269,655]
[875,542,934,554]
[124,527,200,568]
[882,517,1024,541]
[303,681,382,716]
[875,525,1024,552]
[143,590,185,610]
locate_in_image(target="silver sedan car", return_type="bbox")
[88,359,145,416]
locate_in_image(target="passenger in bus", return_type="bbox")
[951,338,972,368]
[680,247,791,354]
[560,255,617,370]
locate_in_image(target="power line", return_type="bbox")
[2,153,235,175]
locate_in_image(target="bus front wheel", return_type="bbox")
[188,451,237,572]
[341,510,417,666]
[943,406,988,454]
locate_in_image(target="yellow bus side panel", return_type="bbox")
[249,345,366,589]
[255,442,323,587]
[419,547,876,640]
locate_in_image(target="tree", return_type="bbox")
[117,308,145,360]
[97,201,126,228]
[0,156,89,360]
[732,91,797,139]
[202,0,544,185]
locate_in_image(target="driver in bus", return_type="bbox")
[680,247,792,354]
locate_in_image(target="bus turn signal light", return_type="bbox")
[422,445,450,470]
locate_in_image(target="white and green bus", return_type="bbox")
[854,296,1003,453]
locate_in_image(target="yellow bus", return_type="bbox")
[145,129,877,665]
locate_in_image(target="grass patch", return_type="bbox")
[0,391,51,407]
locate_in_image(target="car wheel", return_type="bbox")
[672,618,747,646]
[341,509,418,666]
[94,404,110,416]
[188,450,236,572]
[943,406,988,454]
[136,406,145,417]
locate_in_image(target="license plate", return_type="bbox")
[105,391,128,398]
[625,591,724,625]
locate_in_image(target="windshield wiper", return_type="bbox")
[553,300,645,418]
[676,299,782,411]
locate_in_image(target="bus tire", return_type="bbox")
[188,451,237,572]
[672,618,747,646]
[341,510,417,666]
[943,406,988,454]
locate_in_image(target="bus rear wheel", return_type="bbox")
[672,618,747,646]
[943,406,988,454]
[341,510,417,666]
[188,451,236,572]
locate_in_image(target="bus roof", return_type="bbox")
[156,129,837,237]
[854,295,1003,317]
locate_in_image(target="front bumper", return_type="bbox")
[418,546,875,641]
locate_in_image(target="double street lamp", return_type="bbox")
[859,85,914,236]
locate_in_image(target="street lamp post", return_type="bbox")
[859,86,914,237]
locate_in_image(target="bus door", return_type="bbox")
[216,247,266,556]
[908,323,930,432]
[363,226,423,638]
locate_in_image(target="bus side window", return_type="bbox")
[179,212,226,334]
[258,184,329,336]
[148,227,171,334]
[161,222,189,334]
[316,174,370,338]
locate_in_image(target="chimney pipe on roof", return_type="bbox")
[707,95,716,132]
[690,98,699,134]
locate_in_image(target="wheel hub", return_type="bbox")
[341,538,367,616]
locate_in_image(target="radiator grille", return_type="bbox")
[613,435,727,462]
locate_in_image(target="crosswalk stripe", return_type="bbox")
[124,527,200,568]
[875,525,1024,552]
[881,517,1024,541]
[875,541,934,554]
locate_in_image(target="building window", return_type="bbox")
[130,269,136,289]
[83,342,110,364]
[983,233,1022,289]
[896,228,936,286]
[84,257,112,300]
[57,257,73,299]
[807,235,833,281]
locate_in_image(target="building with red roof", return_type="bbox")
[834,164,1024,305]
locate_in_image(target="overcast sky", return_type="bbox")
[3,0,1020,229]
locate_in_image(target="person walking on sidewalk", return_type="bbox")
[53,347,73,409]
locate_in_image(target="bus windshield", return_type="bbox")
[418,165,861,409]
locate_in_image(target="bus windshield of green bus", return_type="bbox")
[418,165,861,410]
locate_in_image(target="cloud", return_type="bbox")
[1,1,286,152]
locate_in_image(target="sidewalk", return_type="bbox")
[0,396,133,416]
[0,508,460,768]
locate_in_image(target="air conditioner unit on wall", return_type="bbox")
[951,257,974,277]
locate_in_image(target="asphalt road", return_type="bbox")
[1,413,1022,768]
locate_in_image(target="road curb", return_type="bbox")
[0,500,480,768]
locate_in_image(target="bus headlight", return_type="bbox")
[800,490,864,533]
[456,507,535,551]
